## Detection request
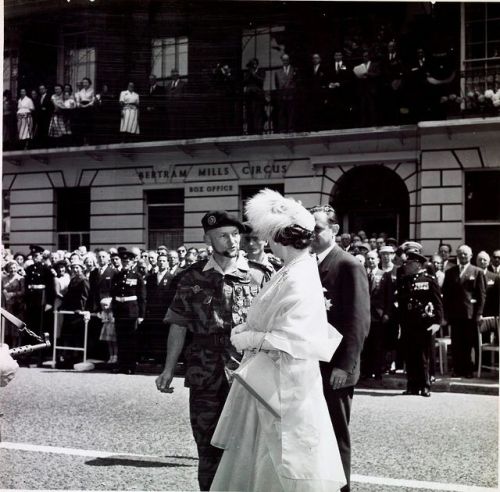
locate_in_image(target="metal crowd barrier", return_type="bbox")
[51,310,91,369]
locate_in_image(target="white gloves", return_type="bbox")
[0,344,19,387]
[230,329,265,353]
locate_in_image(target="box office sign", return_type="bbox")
[136,161,292,183]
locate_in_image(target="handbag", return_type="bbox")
[233,342,281,419]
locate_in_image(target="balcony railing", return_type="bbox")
[3,69,500,153]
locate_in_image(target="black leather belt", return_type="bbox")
[192,333,230,348]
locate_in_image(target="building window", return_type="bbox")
[463,3,500,96]
[64,43,96,90]
[151,37,188,79]
[146,189,184,249]
[56,187,90,251]
[464,170,500,255]
[3,49,18,97]
[241,25,285,92]
[240,183,284,220]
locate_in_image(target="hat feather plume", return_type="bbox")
[245,188,315,240]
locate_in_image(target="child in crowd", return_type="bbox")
[98,297,117,364]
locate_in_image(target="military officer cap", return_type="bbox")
[202,211,245,233]
[29,244,44,254]
[401,241,422,253]
[379,245,395,253]
[406,251,427,263]
[119,249,136,260]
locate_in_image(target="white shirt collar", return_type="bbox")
[317,244,336,265]
[203,253,249,275]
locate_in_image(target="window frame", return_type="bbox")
[151,36,189,80]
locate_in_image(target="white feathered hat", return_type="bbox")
[245,188,315,240]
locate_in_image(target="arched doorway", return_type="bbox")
[330,165,410,241]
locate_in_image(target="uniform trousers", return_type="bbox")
[322,382,354,492]
[362,321,384,377]
[25,289,46,337]
[404,323,432,391]
[115,318,137,371]
[189,380,230,491]
[450,318,478,376]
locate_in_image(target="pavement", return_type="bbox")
[0,368,497,491]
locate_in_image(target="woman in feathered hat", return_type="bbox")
[210,189,346,492]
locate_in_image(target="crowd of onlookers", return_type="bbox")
[3,37,473,151]
[1,233,499,377]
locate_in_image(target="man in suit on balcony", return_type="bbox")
[274,53,298,133]
[328,51,353,128]
[442,244,487,377]
[165,69,187,139]
[144,74,165,140]
[310,204,370,492]
[307,53,328,131]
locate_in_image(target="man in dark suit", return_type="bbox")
[87,249,116,359]
[489,249,500,276]
[328,51,353,128]
[165,68,187,139]
[141,253,178,362]
[243,58,266,134]
[381,41,405,125]
[442,244,487,377]
[439,243,456,271]
[274,54,298,133]
[354,50,381,127]
[143,74,165,140]
[310,204,370,492]
[307,53,328,131]
[477,251,500,319]
[35,84,53,148]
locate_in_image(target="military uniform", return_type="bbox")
[165,253,268,490]
[398,258,443,394]
[111,263,146,373]
[24,252,55,347]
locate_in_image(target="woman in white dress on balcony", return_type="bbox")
[17,88,35,148]
[210,189,346,492]
[119,82,140,137]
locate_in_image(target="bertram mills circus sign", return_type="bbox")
[135,161,292,183]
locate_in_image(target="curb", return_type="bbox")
[357,374,498,396]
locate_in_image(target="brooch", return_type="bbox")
[192,285,201,294]
[323,288,332,311]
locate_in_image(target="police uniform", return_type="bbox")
[110,251,146,373]
[164,211,269,491]
[397,252,443,395]
[24,245,55,343]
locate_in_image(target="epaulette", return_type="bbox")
[247,259,272,275]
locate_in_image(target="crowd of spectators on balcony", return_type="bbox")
[3,34,498,152]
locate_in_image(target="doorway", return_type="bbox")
[330,165,410,241]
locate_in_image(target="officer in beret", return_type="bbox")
[397,251,443,396]
[110,249,146,374]
[155,210,270,491]
[240,222,281,275]
[24,245,55,364]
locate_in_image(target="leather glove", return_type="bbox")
[230,331,264,353]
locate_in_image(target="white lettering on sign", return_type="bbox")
[188,185,234,194]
